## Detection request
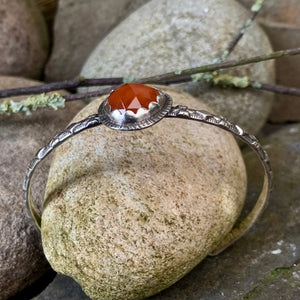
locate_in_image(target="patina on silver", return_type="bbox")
[23,85,273,255]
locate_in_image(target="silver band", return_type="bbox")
[23,87,272,255]
[23,114,102,228]
[167,106,272,255]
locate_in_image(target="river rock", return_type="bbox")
[45,0,149,82]
[0,0,49,79]
[32,123,300,299]
[41,85,247,300]
[0,76,85,299]
[147,123,300,299]
[238,0,300,122]
[80,0,275,135]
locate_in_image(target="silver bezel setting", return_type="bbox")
[98,87,173,131]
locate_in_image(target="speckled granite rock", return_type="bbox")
[0,76,85,299]
[147,124,300,299]
[0,0,49,79]
[41,85,247,300]
[238,0,300,122]
[45,0,148,81]
[80,0,275,135]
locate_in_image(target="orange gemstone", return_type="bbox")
[107,83,159,115]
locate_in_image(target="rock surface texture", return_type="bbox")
[0,76,84,299]
[0,0,49,79]
[32,124,300,300]
[239,0,300,122]
[80,0,275,135]
[41,86,247,300]
[148,124,300,299]
[45,0,149,81]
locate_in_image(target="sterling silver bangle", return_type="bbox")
[23,83,273,255]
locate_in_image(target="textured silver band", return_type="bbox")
[23,105,272,255]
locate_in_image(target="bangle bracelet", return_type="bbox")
[23,83,272,255]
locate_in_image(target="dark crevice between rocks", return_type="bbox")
[8,269,56,300]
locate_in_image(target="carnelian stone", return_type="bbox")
[107,83,159,115]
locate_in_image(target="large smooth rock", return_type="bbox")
[80,0,275,135]
[0,0,49,79]
[32,123,300,299]
[148,123,300,299]
[0,76,85,299]
[238,0,300,122]
[41,85,247,300]
[45,0,149,82]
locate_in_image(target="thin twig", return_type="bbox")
[210,74,300,97]
[64,88,113,101]
[0,77,123,98]
[138,47,300,83]
[63,81,300,102]
[220,0,265,61]
[250,82,300,97]
[1,47,300,101]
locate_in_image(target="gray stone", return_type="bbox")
[45,0,149,82]
[0,0,49,79]
[238,0,300,122]
[80,0,275,135]
[41,85,247,300]
[147,123,300,299]
[33,274,90,300]
[0,76,85,299]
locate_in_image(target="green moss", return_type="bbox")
[265,267,293,281]
[123,76,135,83]
[251,0,264,12]
[174,70,182,75]
[191,72,213,82]
[243,286,261,299]
[251,81,262,89]
[212,74,249,88]
[0,93,65,115]
[242,261,298,299]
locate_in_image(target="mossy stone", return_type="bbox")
[42,86,247,300]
